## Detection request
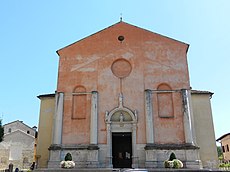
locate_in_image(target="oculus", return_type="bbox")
[111,58,132,78]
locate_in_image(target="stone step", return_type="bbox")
[34,168,116,172]
[34,168,224,172]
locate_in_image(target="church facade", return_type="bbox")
[36,21,218,169]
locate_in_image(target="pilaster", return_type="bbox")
[132,123,138,168]
[48,92,64,168]
[90,91,98,144]
[52,92,64,145]
[106,124,113,168]
[145,89,154,143]
[181,89,194,144]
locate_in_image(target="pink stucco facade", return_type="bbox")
[57,21,189,145]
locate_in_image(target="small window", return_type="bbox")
[222,146,225,152]
[227,145,229,152]
[8,128,11,133]
[27,130,30,134]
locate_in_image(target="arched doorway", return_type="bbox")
[105,93,138,168]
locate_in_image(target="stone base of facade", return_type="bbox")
[144,143,202,169]
[47,143,203,169]
[48,144,62,168]
[48,144,100,168]
[48,160,60,168]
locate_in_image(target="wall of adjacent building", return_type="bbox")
[191,92,218,168]
[4,120,36,137]
[36,95,55,168]
[0,144,9,170]
[0,121,35,170]
[221,135,230,161]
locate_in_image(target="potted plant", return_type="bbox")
[60,153,75,168]
[164,153,183,169]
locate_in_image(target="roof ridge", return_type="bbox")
[3,120,35,130]
[216,133,230,141]
[4,129,35,138]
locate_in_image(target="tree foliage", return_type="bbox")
[217,146,223,158]
[0,119,4,142]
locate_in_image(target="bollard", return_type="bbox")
[8,163,13,172]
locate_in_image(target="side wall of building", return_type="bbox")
[36,95,55,168]
[191,93,218,168]
[4,121,36,137]
[0,122,35,170]
[221,135,230,161]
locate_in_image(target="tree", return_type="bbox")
[217,146,223,157]
[0,119,4,142]
[217,146,223,161]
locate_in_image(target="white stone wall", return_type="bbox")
[0,121,35,170]
[4,120,36,137]
[0,144,9,170]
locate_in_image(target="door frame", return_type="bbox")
[105,108,138,168]
[112,132,132,168]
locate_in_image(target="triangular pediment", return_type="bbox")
[57,21,188,56]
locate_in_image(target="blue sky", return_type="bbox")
[0,1,229,141]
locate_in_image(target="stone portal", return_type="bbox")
[105,93,138,168]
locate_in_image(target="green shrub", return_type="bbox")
[225,163,230,168]
[173,159,183,169]
[164,159,183,168]
[169,152,176,161]
[173,159,179,168]
[219,163,225,168]
[64,153,72,161]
